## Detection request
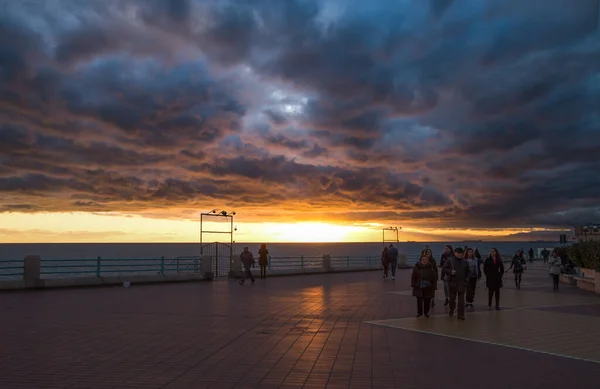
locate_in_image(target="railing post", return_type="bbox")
[23,255,41,288]
[268,255,271,271]
[96,256,101,277]
[177,258,180,274]
[160,256,165,275]
[301,255,304,269]
[346,256,350,267]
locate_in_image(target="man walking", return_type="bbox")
[239,246,256,285]
[442,247,470,320]
[541,248,550,264]
[387,244,399,280]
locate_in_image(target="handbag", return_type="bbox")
[420,280,432,288]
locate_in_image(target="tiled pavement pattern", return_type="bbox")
[1,262,599,389]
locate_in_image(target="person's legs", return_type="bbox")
[431,290,436,307]
[488,287,493,307]
[494,288,500,308]
[466,278,475,304]
[249,268,255,283]
[416,297,424,316]
[239,267,247,284]
[391,259,397,278]
[449,288,457,316]
[443,280,450,305]
[457,292,465,319]
[423,298,431,316]
[383,263,389,278]
[553,274,559,290]
[517,272,522,287]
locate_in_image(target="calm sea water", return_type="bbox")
[0,241,559,262]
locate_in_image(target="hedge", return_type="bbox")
[556,241,600,271]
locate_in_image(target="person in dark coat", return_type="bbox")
[381,246,390,280]
[483,248,504,310]
[442,247,470,320]
[423,248,438,307]
[239,247,255,285]
[258,244,269,279]
[411,255,438,317]
[507,249,525,289]
[439,244,453,306]
[464,248,483,308]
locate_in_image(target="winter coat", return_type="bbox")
[258,248,269,266]
[240,251,255,269]
[411,262,438,298]
[442,256,470,293]
[484,256,504,289]
[548,257,561,275]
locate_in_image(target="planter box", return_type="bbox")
[560,274,576,285]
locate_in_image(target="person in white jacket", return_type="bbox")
[548,250,562,291]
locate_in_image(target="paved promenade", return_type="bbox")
[1,262,599,389]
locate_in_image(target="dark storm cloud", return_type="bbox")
[0,0,599,230]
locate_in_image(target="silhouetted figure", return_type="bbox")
[439,245,453,306]
[484,248,504,310]
[411,255,438,318]
[442,247,470,320]
[381,246,390,279]
[239,247,255,285]
[465,248,482,308]
[548,250,561,291]
[258,244,269,279]
[387,244,399,280]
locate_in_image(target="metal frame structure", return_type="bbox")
[200,209,236,252]
[382,226,400,248]
[200,210,236,277]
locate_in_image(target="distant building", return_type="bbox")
[574,224,600,242]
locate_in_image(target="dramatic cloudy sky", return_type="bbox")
[0,0,599,242]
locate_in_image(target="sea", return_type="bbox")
[0,241,560,263]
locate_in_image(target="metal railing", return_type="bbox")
[0,253,426,280]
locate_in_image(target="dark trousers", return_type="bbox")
[383,263,389,277]
[466,278,478,303]
[417,297,432,315]
[551,274,559,290]
[514,272,522,287]
[241,267,255,283]
[449,289,465,318]
[488,287,500,307]
[260,265,267,278]
[390,258,398,277]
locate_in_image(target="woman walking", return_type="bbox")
[465,248,482,308]
[423,248,438,307]
[484,248,504,310]
[258,244,269,279]
[411,255,438,317]
[548,250,561,291]
[507,249,525,288]
[439,245,453,306]
[381,246,390,280]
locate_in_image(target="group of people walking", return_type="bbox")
[408,246,505,320]
[405,245,565,320]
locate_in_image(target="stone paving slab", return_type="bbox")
[368,308,600,364]
[1,262,599,388]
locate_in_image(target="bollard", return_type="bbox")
[322,254,332,271]
[96,256,101,277]
[268,255,271,271]
[160,256,165,275]
[300,255,304,269]
[23,255,42,288]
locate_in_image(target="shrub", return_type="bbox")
[557,241,600,271]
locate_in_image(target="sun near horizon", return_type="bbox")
[0,212,568,243]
